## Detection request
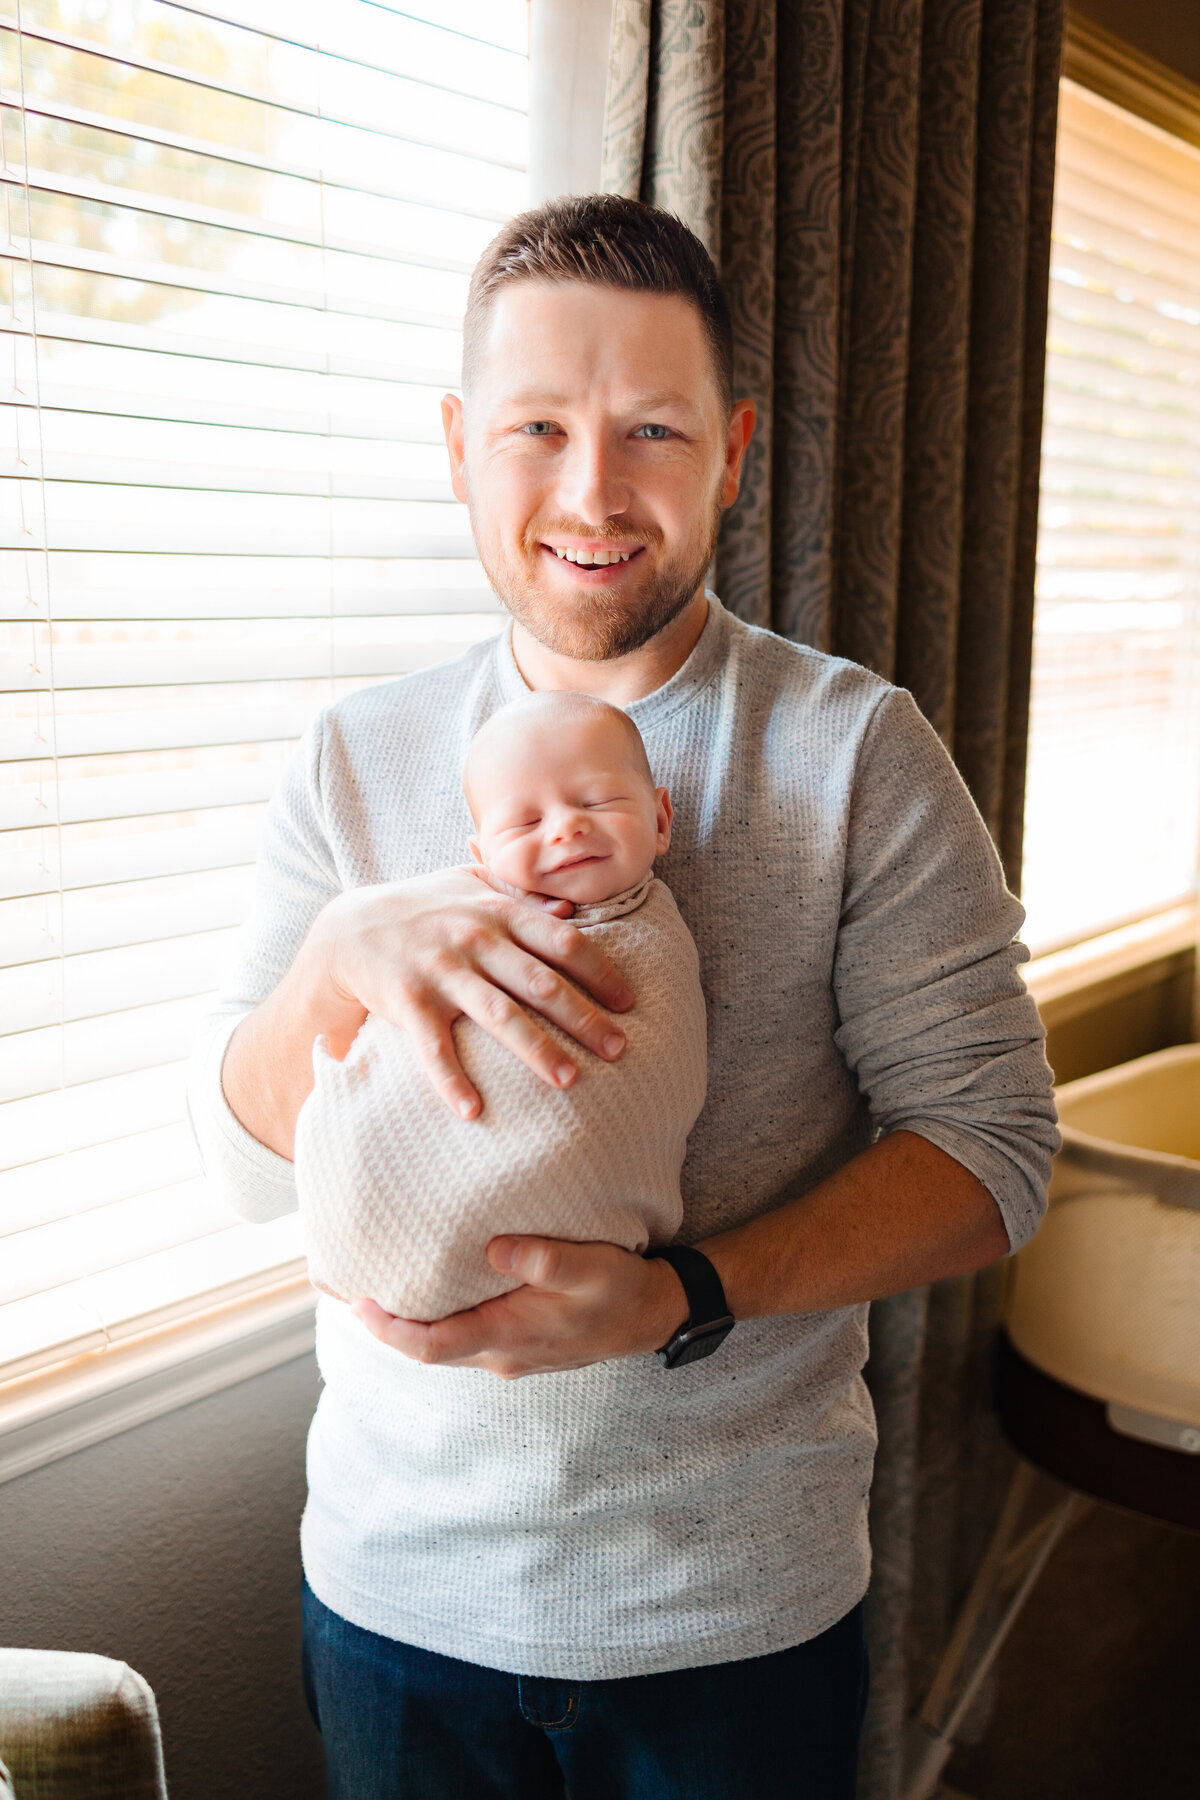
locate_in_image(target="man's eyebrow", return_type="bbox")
[498,388,703,414]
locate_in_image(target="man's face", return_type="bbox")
[442,283,754,661]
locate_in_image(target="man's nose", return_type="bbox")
[554,433,628,524]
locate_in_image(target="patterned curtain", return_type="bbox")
[602,4,1063,1796]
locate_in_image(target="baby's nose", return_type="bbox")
[548,805,589,840]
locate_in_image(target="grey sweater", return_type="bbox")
[188,596,1059,1678]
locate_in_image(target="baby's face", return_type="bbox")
[468,712,671,904]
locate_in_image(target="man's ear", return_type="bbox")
[654,786,673,856]
[442,392,468,504]
[722,397,756,508]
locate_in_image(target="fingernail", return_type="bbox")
[490,1239,514,1271]
[555,1062,576,1086]
[457,1097,476,1118]
[603,1032,625,1057]
[613,984,634,1006]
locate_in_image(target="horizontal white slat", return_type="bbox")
[0,1178,235,1306]
[1,47,517,188]
[2,299,459,385]
[0,1210,306,1382]
[4,406,456,487]
[7,0,527,118]
[14,112,523,226]
[0,545,493,613]
[0,1059,187,1171]
[1037,438,1197,494]
[1,927,235,1033]
[0,493,475,559]
[179,0,528,63]
[1057,84,1200,235]
[5,612,497,693]
[4,332,456,435]
[0,1121,198,1236]
[0,992,216,1104]
[0,453,455,504]
[1051,194,1200,296]
[12,189,511,310]
[1048,251,1200,344]
[8,245,470,363]
[1042,392,1198,450]
[2,587,499,629]
[0,747,294,832]
[1047,278,1199,356]
[0,867,254,965]
[1034,528,1191,565]
[0,806,267,903]
[0,694,317,763]
[1033,569,1191,604]
[1044,315,1200,388]
[1039,464,1200,513]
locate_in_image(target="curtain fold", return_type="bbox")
[601,5,1064,1794]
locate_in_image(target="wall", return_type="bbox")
[1070,0,1200,87]
[0,1355,325,1800]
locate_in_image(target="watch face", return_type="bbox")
[666,1321,734,1367]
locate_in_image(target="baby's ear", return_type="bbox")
[467,837,484,865]
[654,786,673,855]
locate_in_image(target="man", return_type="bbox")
[189,194,1059,1799]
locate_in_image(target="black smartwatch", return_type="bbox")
[646,1245,735,1368]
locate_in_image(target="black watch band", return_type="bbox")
[646,1245,735,1368]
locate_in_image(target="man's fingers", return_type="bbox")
[481,940,627,1063]
[353,1296,504,1368]
[441,968,583,1092]
[405,1011,481,1119]
[471,865,575,917]
[488,1235,596,1291]
[507,908,635,1013]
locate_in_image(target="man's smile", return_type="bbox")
[539,542,646,581]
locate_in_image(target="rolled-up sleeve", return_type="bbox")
[832,688,1060,1251]
[186,713,342,1223]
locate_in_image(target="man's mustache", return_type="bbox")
[521,518,662,554]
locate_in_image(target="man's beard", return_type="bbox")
[471,492,724,663]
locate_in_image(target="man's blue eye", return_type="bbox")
[634,423,671,440]
[523,421,558,436]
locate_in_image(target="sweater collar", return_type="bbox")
[492,592,731,735]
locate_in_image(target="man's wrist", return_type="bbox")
[641,1253,689,1354]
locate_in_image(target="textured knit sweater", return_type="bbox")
[188,596,1059,1679]
[294,874,708,1319]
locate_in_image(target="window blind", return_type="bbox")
[1022,78,1200,952]
[1,0,525,1382]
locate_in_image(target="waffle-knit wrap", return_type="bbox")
[294,874,707,1320]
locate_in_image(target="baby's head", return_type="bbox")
[464,693,672,905]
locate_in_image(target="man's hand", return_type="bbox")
[351,1238,688,1380]
[221,864,635,1158]
[311,866,634,1118]
[350,1133,1012,1380]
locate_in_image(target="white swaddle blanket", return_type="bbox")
[294,875,708,1320]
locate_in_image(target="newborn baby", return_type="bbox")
[294,691,708,1321]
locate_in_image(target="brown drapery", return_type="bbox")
[602,5,1064,1794]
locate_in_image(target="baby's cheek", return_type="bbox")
[488,839,540,889]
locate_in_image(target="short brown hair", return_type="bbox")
[461,193,733,408]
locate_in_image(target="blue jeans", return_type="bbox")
[302,1580,868,1800]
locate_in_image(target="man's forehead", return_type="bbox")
[475,282,715,401]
